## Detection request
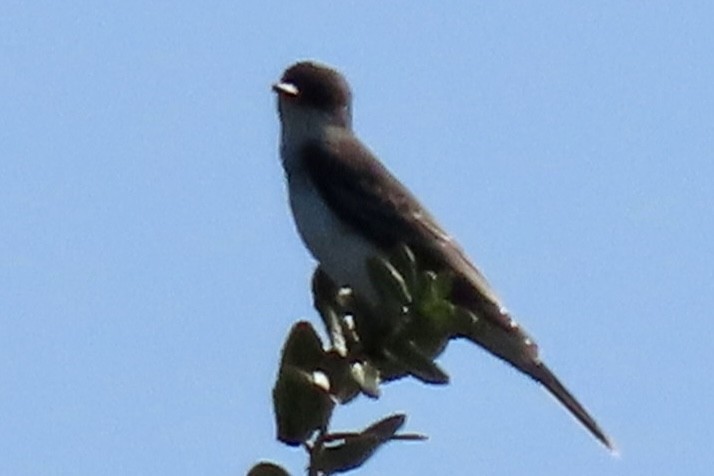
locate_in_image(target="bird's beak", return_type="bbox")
[272,82,299,97]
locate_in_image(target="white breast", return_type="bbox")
[277,98,381,302]
[287,170,380,303]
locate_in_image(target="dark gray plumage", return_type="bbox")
[273,60,614,451]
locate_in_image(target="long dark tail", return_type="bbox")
[527,361,615,452]
[455,303,615,451]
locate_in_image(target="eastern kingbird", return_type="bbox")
[273,60,614,451]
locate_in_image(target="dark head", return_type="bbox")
[273,61,353,128]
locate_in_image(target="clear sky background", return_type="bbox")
[1,2,713,475]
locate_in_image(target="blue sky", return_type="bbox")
[2,2,713,475]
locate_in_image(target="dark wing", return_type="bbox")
[300,131,509,322]
[300,130,614,451]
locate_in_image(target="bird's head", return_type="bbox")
[273,61,353,129]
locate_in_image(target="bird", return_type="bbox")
[272,60,614,451]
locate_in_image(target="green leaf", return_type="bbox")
[362,414,405,440]
[350,361,381,399]
[390,244,418,292]
[418,270,439,302]
[320,303,349,357]
[452,306,482,336]
[280,322,325,371]
[433,270,454,299]
[247,461,290,476]
[383,338,449,385]
[407,269,457,353]
[312,266,339,308]
[272,365,334,446]
[312,434,381,475]
[367,255,412,307]
[313,414,425,474]
[321,350,360,403]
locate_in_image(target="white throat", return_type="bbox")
[278,102,335,169]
